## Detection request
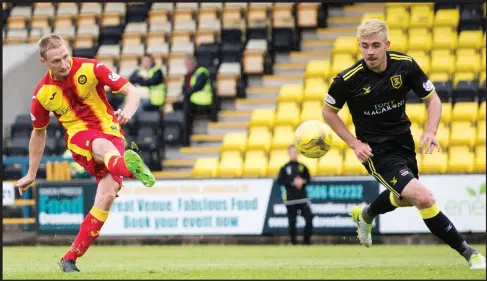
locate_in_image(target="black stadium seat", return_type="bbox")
[221,42,243,63]
[272,27,298,52]
[45,135,58,155]
[137,111,163,135]
[221,29,242,44]
[126,3,149,23]
[5,135,30,156]
[73,47,96,59]
[247,27,268,41]
[10,114,32,138]
[99,25,123,45]
[458,4,484,31]
[136,127,163,170]
[453,80,479,102]
[434,82,453,103]
[163,111,185,145]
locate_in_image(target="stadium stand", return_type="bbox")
[2,2,486,184]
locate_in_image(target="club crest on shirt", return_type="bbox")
[78,75,87,85]
[390,75,402,89]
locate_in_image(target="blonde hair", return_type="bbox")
[357,19,388,40]
[38,34,66,59]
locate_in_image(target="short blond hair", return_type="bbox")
[357,19,388,40]
[38,34,66,59]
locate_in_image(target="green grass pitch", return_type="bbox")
[3,244,486,279]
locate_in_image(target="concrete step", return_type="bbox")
[316,27,357,40]
[207,121,249,134]
[218,110,253,122]
[288,51,331,63]
[178,146,221,159]
[153,170,192,179]
[163,159,195,169]
[300,29,319,41]
[301,39,335,52]
[247,76,264,87]
[247,86,280,99]
[343,3,384,16]
[262,74,304,87]
[235,98,277,111]
[327,15,362,28]
[192,134,225,142]
[273,62,308,75]
[275,53,292,64]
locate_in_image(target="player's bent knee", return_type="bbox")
[401,179,435,210]
[91,138,120,164]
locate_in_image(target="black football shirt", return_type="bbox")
[325,51,435,143]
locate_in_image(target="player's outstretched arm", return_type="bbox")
[322,105,373,163]
[114,83,141,124]
[420,89,442,154]
[15,128,47,195]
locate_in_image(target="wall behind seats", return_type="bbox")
[2,44,46,136]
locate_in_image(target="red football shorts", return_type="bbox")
[68,130,126,185]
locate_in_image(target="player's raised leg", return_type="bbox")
[401,179,486,270]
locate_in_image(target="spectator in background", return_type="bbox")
[172,53,214,146]
[277,144,314,245]
[129,54,166,113]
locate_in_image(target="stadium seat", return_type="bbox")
[430,50,455,75]
[455,52,481,74]
[435,122,450,149]
[301,101,323,123]
[421,152,448,174]
[388,33,408,53]
[191,158,219,178]
[457,30,483,50]
[247,130,272,152]
[479,101,486,120]
[342,150,368,176]
[220,132,248,154]
[304,79,327,101]
[272,126,294,150]
[279,84,304,104]
[432,27,457,51]
[474,145,486,173]
[361,13,385,23]
[386,6,409,30]
[218,152,243,178]
[243,151,268,177]
[297,155,317,176]
[409,7,434,28]
[477,120,486,146]
[249,109,275,128]
[297,3,319,28]
[305,60,331,80]
[407,28,432,52]
[317,149,343,176]
[332,37,358,56]
[450,121,476,148]
[410,122,423,148]
[451,102,478,122]
[447,146,474,173]
[275,103,301,128]
[267,150,289,176]
[80,3,102,16]
[406,103,426,124]
[434,9,460,29]
[453,72,478,102]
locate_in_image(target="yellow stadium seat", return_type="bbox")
[275,103,301,127]
[249,126,270,136]
[479,101,486,120]
[305,60,331,80]
[447,146,474,173]
[430,50,455,75]
[337,105,352,125]
[342,150,368,176]
[451,102,479,123]
[477,120,486,146]
[429,72,450,83]
[450,121,476,148]
[432,27,457,51]
[331,54,355,75]
[435,122,450,149]
[410,122,423,148]
[406,103,426,124]
[407,31,432,52]
[388,33,408,52]
[218,152,243,178]
[304,80,327,101]
[455,53,481,74]
[317,149,343,176]
[410,52,430,74]
[422,152,448,174]
[457,30,483,50]
[279,84,304,103]
[409,8,434,29]
[272,126,294,150]
[475,145,486,173]
[267,150,289,176]
[389,28,407,37]
[407,50,427,58]
[440,102,452,125]
[220,132,248,153]
[301,101,323,122]
[453,72,476,88]
[243,152,268,177]
[191,158,219,178]
[361,13,385,23]
[305,77,325,86]
[331,132,348,152]
[249,109,275,128]
[386,7,410,30]
[297,155,317,176]
[332,36,358,56]
[434,9,460,28]
[482,48,486,70]
[247,129,272,152]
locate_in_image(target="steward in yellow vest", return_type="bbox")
[129,54,166,110]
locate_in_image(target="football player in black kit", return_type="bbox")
[277,144,313,245]
[322,19,485,270]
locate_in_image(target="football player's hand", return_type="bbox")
[420,131,440,154]
[294,177,304,189]
[351,140,374,163]
[114,109,133,125]
[15,174,35,196]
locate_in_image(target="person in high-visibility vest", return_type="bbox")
[129,54,166,113]
[172,53,214,146]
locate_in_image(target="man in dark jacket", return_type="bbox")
[277,144,314,245]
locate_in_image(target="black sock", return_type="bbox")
[421,205,477,261]
[362,190,397,224]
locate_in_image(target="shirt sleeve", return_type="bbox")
[93,62,130,93]
[325,75,348,110]
[30,96,50,130]
[408,58,435,100]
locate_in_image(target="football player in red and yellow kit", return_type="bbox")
[15,34,156,272]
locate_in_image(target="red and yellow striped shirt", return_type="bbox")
[30,57,129,146]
